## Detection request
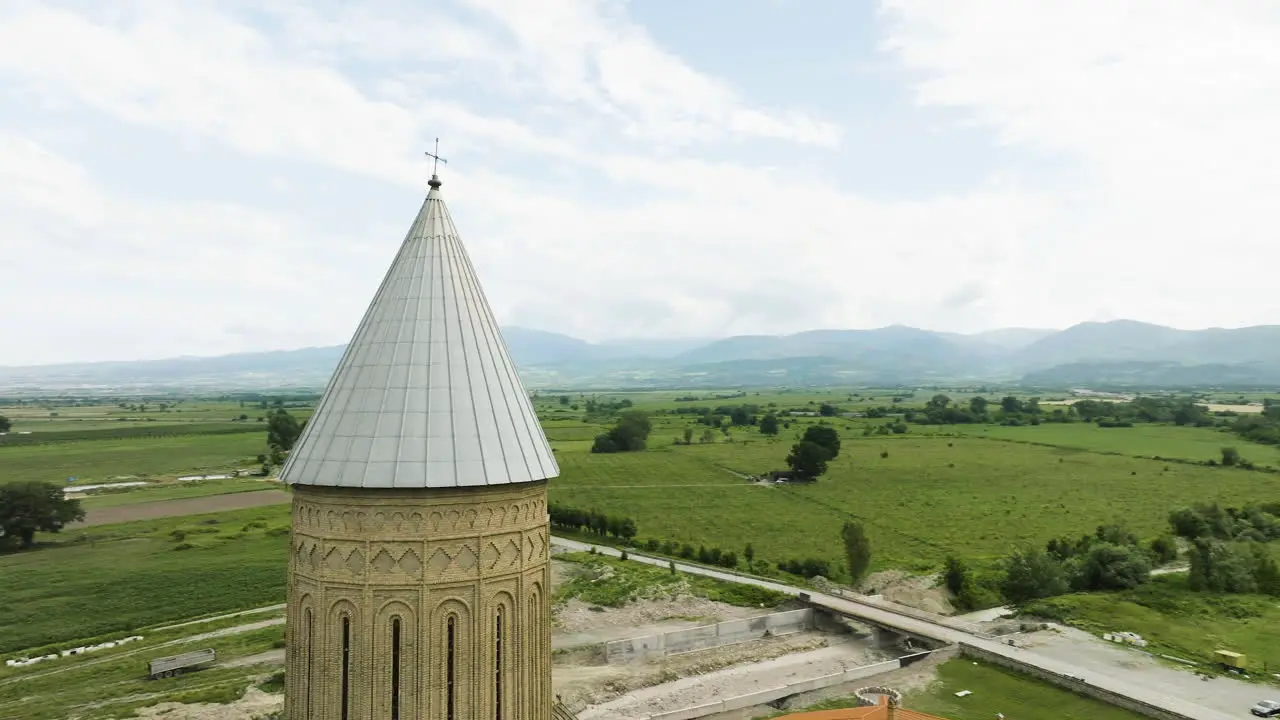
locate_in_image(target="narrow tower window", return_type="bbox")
[304,608,314,720]
[391,618,402,720]
[446,616,456,720]
[494,607,503,720]
[340,616,351,720]
[529,594,539,713]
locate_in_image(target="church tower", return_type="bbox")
[280,167,559,720]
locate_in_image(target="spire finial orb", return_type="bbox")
[425,138,448,189]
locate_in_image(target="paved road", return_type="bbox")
[551,538,1246,720]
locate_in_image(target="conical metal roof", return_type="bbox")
[280,176,559,489]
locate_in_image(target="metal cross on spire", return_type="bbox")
[426,138,447,176]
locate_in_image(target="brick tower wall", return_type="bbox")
[284,481,552,720]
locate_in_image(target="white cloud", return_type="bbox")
[0,132,385,364]
[0,0,1276,365]
[881,0,1280,325]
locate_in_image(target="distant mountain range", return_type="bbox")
[3,320,1280,392]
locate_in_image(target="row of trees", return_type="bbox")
[548,503,638,541]
[947,506,1280,610]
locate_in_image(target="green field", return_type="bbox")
[0,432,273,485]
[0,507,291,654]
[0,621,286,720]
[1026,574,1280,671]
[1,399,314,433]
[6,390,1280,649]
[766,658,1149,720]
[552,433,1280,573]
[961,422,1280,467]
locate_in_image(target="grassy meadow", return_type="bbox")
[550,425,1280,572]
[5,388,1280,654]
[0,620,287,720]
[0,506,292,654]
[959,422,1280,468]
[764,658,1151,720]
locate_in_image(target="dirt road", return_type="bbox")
[71,490,291,528]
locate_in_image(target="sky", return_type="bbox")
[2,0,1279,365]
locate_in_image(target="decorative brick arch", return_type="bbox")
[375,600,417,720]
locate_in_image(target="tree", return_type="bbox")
[617,518,637,544]
[682,427,694,445]
[591,411,652,453]
[559,395,570,406]
[926,394,951,410]
[758,414,779,435]
[744,543,755,568]
[1001,396,1022,414]
[1000,547,1068,603]
[968,397,989,416]
[841,521,872,583]
[0,415,10,433]
[1188,538,1257,593]
[267,409,303,454]
[1221,446,1242,467]
[0,481,86,550]
[801,425,841,459]
[785,441,829,481]
[819,403,838,417]
[943,555,969,595]
[1077,544,1151,591]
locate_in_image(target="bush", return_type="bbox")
[1076,543,1152,591]
[1000,547,1068,603]
[1149,535,1179,564]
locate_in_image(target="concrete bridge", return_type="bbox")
[797,591,965,651]
[551,537,1239,720]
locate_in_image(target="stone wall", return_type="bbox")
[604,609,814,664]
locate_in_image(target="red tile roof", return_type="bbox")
[776,695,948,720]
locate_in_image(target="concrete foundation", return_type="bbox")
[605,609,814,664]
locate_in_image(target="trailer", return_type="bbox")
[148,648,216,679]
[1214,649,1247,673]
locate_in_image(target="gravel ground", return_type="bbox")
[1018,624,1275,712]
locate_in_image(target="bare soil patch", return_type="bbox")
[555,596,765,635]
[858,570,953,615]
[573,635,890,719]
[71,490,291,527]
[132,686,281,720]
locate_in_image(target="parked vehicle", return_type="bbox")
[1251,699,1280,717]
[148,648,216,679]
